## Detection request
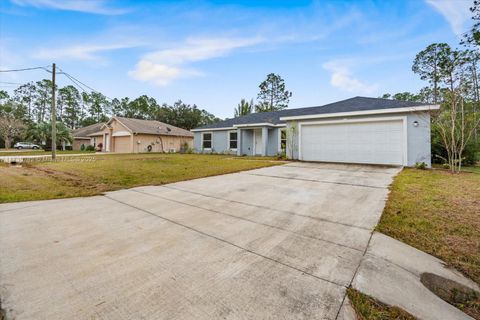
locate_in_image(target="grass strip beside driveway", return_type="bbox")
[347,288,416,320]
[374,167,480,319]
[377,168,480,285]
[0,153,282,203]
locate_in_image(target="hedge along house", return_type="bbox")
[192,97,440,167]
[72,117,193,153]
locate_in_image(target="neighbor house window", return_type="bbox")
[202,132,212,149]
[280,129,287,152]
[229,131,238,150]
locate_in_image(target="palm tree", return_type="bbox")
[55,122,72,149]
[27,121,72,149]
[234,98,253,117]
[26,121,49,145]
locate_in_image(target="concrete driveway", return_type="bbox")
[0,162,400,320]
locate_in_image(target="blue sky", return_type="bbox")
[0,0,475,118]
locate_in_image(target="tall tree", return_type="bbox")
[111,97,130,117]
[418,86,437,104]
[234,98,253,117]
[33,79,54,123]
[156,100,220,130]
[123,95,158,119]
[412,43,450,104]
[13,82,36,121]
[84,92,110,123]
[432,46,480,172]
[58,85,81,129]
[0,90,28,120]
[462,0,480,48]
[0,91,26,148]
[256,73,292,112]
[0,117,25,148]
[392,92,421,102]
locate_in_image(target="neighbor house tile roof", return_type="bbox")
[114,117,193,137]
[195,96,432,130]
[72,123,105,138]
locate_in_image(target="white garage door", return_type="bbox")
[300,119,404,165]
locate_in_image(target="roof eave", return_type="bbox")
[279,105,440,121]
[191,126,236,132]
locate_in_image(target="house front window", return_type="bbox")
[202,132,212,149]
[229,131,238,150]
[280,129,287,152]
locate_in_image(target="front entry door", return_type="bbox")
[253,129,262,155]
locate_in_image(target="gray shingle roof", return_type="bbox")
[195,96,432,130]
[72,123,105,138]
[114,117,193,137]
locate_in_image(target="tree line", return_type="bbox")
[0,81,220,148]
[379,4,480,172]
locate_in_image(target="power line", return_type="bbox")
[58,68,100,93]
[58,67,114,101]
[59,72,90,95]
[0,66,51,73]
[59,71,89,92]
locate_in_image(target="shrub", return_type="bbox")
[179,142,190,154]
[276,151,287,160]
[80,144,85,151]
[415,162,427,170]
[85,145,95,151]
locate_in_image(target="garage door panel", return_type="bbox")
[301,120,404,165]
[114,136,131,153]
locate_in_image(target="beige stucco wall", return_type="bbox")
[110,119,130,133]
[132,134,193,153]
[73,139,90,150]
[98,119,131,152]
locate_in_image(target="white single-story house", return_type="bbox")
[192,96,440,167]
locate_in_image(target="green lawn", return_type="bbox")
[0,150,95,156]
[377,167,480,284]
[0,153,282,203]
[360,167,480,319]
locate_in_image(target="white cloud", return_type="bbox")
[33,43,139,61]
[425,0,472,36]
[11,0,127,15]
[323,60,377,95]
[129,36,263,86]
[128,61,201,86]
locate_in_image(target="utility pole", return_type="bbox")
[51,63,56,160]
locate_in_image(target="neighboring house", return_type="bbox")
[192,96,440,167]
[72,122,104,150]
[72,117,193,153]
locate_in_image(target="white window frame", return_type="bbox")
[228,130,238,151]
[278,128,287,153]
[201,132,213,150]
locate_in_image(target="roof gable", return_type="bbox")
[72,122,105,138]
[113,117,193,137]
[74,117,193,139]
